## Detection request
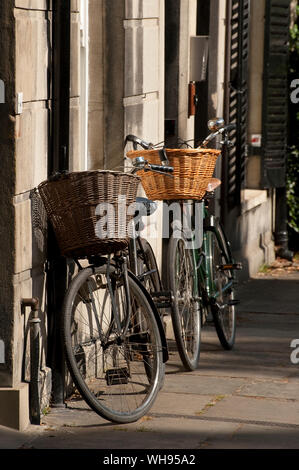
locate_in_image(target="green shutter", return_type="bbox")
[262,0,290,188]
[226,0,249,208]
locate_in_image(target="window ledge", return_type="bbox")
[241,189,268,214]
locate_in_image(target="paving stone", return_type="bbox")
[162,374,247,396]
[237,278,299,314]
[203,395,299,426]
[206,423,299,449]
[30,417,239,450]
[236,378,299,400]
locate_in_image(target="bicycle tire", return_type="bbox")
[206,223,236,350]
[137,238,162,294]
[167,235,201,371]
[62,263,163,423]
[135,238,167,387]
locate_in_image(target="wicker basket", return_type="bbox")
[38,170,140,258]
[126,148,221,200]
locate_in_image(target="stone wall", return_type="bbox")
[0,0,81,430]
[0,0,16,390]
[87,0,165,264]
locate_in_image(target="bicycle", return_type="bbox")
[125,120,242,372]
[38,160,173,424]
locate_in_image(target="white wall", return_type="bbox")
[124,0,165,268]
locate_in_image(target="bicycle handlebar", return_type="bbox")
[222,123,236,133]
[125,134,170,165]
[130,156,174,177]
[149,164,173,174]
[124,134,153,150]
[201,123,236,148]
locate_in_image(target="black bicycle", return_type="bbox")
[59,159,173,424]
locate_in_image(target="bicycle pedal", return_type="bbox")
[152,290,172,299]
[106,367,129,386]
[219,262,242,271]
[152,291,173,310]
[155,302,172,309]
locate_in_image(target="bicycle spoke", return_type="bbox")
[63,264,163,422]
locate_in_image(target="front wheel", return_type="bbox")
[62,264,163,423]
[206,224,236,350]
[167,235,201,371]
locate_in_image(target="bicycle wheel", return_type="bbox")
[167,235,201,371]
[62,263,163,423]
[206,224,236,350]
[136,238,162,293]
[136,238,167,387]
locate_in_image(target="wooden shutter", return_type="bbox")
[262,0,290,188]
[224,0,249,208]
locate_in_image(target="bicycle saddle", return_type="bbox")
[134,197,158,217]
[206,178,221,193]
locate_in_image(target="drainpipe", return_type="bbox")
[21,298,41,425]
[275,187,294,261]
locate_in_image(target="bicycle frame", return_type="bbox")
[128,235,169,363]
[189,202,235,307]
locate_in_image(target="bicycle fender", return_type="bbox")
[128,270,169,363]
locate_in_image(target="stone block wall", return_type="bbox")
[0,0,81,429]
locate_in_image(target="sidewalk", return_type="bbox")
[1,271,299,449]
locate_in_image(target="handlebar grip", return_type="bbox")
[124,134,152,150]
[223,124,236,132]
[202,132,218,146]
[205,132,217,142]
[150,164,174,173]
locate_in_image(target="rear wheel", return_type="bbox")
[167,235,201,371]
[136,238,165,386]
[136,238,162,294]
[62,264,163,423]
[206,225,236,350]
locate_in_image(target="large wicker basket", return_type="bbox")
[38,170,140,258]
[126,148,221,200]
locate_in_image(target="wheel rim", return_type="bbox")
[65,269,162,419]
[211,234,235,345]
[173,239,200,364]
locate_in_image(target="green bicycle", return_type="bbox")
[125,119,242,372]
[167,120,242,370]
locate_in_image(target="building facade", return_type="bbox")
[0,0,291,429]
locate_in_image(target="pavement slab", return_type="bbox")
[24,417,240,450]
[162,374,247,396]
[236,378,299,400]
[202,395,299,427]
[236,278,299,314]
[205,423,299,449]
